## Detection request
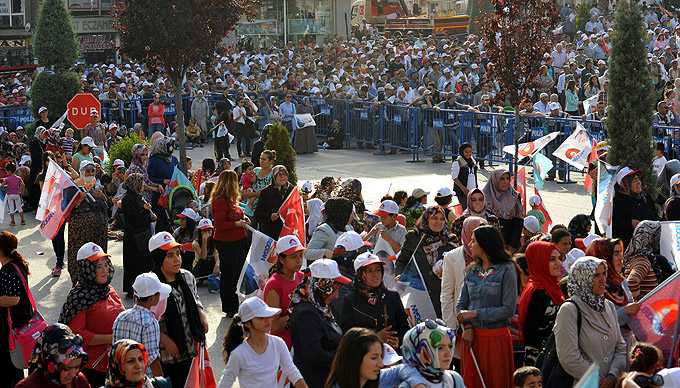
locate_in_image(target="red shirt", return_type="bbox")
[212,196,248,241]
[68,286,124,373]
[263,271,304,348]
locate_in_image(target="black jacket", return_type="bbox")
[254,184,293,239]
[339,288,410,344]
[289,300,342,388]
[612,190,657,247]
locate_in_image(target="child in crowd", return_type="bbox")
[173,207,199,271]
[653,141,667,177]
[513,366,542,388]
[220,296,307,388]
[527,195,546,229]
[61,128,76,156]
[186,118,202,147]
[2,162,25,225]
[240,161,256,215]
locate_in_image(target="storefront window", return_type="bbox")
[0,0,24,28]
[288,0,334,44]
[68,0,100,14]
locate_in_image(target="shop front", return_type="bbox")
[0,0,34,68]
[69,0,119,64]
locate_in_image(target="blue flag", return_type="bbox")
[532,152,554,190]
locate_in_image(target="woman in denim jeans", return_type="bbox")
[457,225,518,388]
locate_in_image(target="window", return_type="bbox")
[0,0,24,28]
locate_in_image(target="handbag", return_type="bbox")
[539,299,582,388]
[7,262,49,369]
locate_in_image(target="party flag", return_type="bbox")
[594,161,618,238]
[278,187,306,245]
[532,152,554,190]
[552,123,593,170]
[235,226,277,300]
[36,160,85,239]
[159,166,197,209]
[396,237,437,326]
[511,167,527,212]
[533,188,553,233]
[502,132,560,161]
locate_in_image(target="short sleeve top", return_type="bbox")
[0,263,32,346]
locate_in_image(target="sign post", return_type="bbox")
[66,93,101,130]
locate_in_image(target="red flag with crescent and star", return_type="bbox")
[278,187,306,246]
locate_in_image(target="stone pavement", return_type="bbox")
[15,143,591,379]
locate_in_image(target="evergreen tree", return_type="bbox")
[576,2,590,34]
[265,123,298,185]
[31,0,80,121]
[606,0,655,190]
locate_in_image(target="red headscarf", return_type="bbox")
[518,241,565,331]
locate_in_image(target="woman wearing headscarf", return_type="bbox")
[289,259,350,388]
[16,323,89,388]
[663,173,680,220]
[441,216,487,330]
[451,188,498,244]
[517,241,565,366]
[147,136,179,232]
[336,179,366,231]
[305,198,324,241]
[457,225,518,388]
[481,170,525,250]
[553,257,627,385]
[400,320,465,387]
[293,97,318,154]
[623,220,662,300]
[451,142,478,210]
[396,207,456,319]
[255,165,294,239]
[121,173,157,297]
[60,242,124,387]
[568,214,592,248]
[305,197,354,262]
[612,168,657,247]
[104,339,170,388]
[26,126,47,210]
[338,252,410,349]
[150,232,207,388]
[127,144,160,200]
[587,238,639,348]
[67,160,109,285]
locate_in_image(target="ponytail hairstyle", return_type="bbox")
[268,253,287,277]
[629,342,662,374]
[0,231,28,274]
[223,315,248,363]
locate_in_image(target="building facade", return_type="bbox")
[236,0,353,47]
[67,0,118,64]
[0,0,35,69]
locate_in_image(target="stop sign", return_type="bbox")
[67,93,101,130]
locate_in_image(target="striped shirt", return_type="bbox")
[625,255,658,300]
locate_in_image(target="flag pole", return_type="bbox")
[469,348,488,388]
[668,296,680,367]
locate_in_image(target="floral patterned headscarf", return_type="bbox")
[28,323,88,385]
[130,143,147,167]
[105,339,149,388]
[58,256,114,324]
[568,256,606,312]
[401,320,455,383]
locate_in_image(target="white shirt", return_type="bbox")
[653,155,667,177]
[232,106,246,124]
[658,368,680,388]
[451,161,476,191]
[219,335,303,388]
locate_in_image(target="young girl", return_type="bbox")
[240,161,257,216]
[173,208,199,271]
[2,162,24,226]
[219,296,308,388]
[192,218,219,281]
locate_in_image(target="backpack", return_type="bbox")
[650,254,675,284]
[538,299,581,388]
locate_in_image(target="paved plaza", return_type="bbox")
[15,143,591,373]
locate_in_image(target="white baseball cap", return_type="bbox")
[435,187,453,198]
[374,200,399,217]
[383,343,402,366]
[309,259,352,284]
[113,159,125,168]
[148,231,181,252]
[529,195,541,206]
[276,235,305,255]
[301,181,314,194]
[523,215,541,234]
[671,173,680,187]
[38,106,47,114]
[335,231,370,251]
[80,136,96,148]
[90,108,99,116]
[614,166,638,186]
[238,296,281,323]
[353,252,384,271]
[197,218,214,230]
[133,272,171,298]
[76,242,110,262]
[177,208,200,221]
[583,233,600,248]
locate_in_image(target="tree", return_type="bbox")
[113,0,258,171]
[31,0,81,120]
[606,0,655,191]
[265,123,298,185]
[576,2,591,33]
[479,0,558,183]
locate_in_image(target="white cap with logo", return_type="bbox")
[374,200,399,217]
[133,272,171,298]
[76,242,110,262]
[177,208,200,221]
[335,231,370,251]
[148,231,181,252]
[197,218,214,230]
[309,259,352,284]
[353,252,384,271]
[276,235,305,255]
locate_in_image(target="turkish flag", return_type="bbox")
[278,187,306,245]
[511,167,527,213]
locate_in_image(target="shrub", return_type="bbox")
[264,122,298,184]
[30,71,81,122]
[106,133,147,174]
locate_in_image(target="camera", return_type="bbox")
[633,373,664,387]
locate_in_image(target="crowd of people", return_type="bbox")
[1,1,680,388]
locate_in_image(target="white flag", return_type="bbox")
[502,131,560,161]
[294,113,316,129]
[594,161,618,238]
[396,255,437,326]
[660,222,680,272]
[583,94,599,116]
[552,123,593,170]
[236,226,276,301]
[50,111,68,130]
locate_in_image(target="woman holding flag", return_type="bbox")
[211,170,250,317]
[255,165,294,239]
